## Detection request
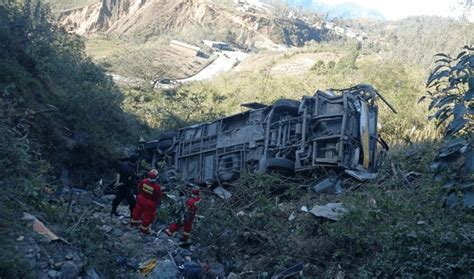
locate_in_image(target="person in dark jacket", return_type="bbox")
[111,156,138,217]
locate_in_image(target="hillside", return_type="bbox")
[1,0,473,278]
[57,0,331,48]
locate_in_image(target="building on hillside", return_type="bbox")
[169,40,203,57]
[203,40,232,51]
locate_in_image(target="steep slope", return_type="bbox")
[58,0,332,47]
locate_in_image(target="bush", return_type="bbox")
[323,144,474,277]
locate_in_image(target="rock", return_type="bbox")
[148,260,181,279]
[207,262,225,278]
[101,195,115,202]
[60,261,80,279]
[227,272,240,279]
[92,212,101,219]
[100,225,112,233]
[54,262,64,270]
[177,247,193,257]
[84,268,100,279]
[182,261,202,279]
[65,253,74,261]
[111,228,124,237]
[173,253,184,266]
[48,270,61,278]
[17,235,24,241]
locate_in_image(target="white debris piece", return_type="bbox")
[288,211,296,221]
[213,186,232,200]
[309,203,348,221]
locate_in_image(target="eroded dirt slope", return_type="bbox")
[58,0,331,48]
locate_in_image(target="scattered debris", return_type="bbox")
[60,261,81,279]
[345,170,377,181]
[214,186,233,200]
[22,213,67,243]
[17,235,24,241]
[313,175,342,194]
[443,182,474,209]
[288,211,296,221]
[300,206,308,213]
[272,262,304,278]
[309,203,348,221]
[139,258,158,276]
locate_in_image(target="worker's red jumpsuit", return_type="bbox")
[131,178,162,234]
[167,195,201,241]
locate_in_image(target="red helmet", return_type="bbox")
[191,188,200,196]
[148,169,158,179]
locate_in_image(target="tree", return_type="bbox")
[117,49,167,90]
[424,45,473,207]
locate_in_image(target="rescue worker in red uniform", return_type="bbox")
[131,169,162,234]
[165,187,201,243]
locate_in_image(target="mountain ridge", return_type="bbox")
[58,0,333,48]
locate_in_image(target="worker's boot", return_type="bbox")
[140,224,151,235]
[178,238,192,246]
[179,233,191,246]
[130,219,140,228]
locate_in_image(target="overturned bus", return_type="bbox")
[141,84,393,184]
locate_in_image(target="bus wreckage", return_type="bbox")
[140,84,396,185]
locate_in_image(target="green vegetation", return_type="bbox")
[0,0,472,277]
[0,0,143,275]
[423,46,474,207]
[194,145,473,277]
[325,144,473,277]
[163,44,437,144]
[352,16,474,68]
[425,46,473,157]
